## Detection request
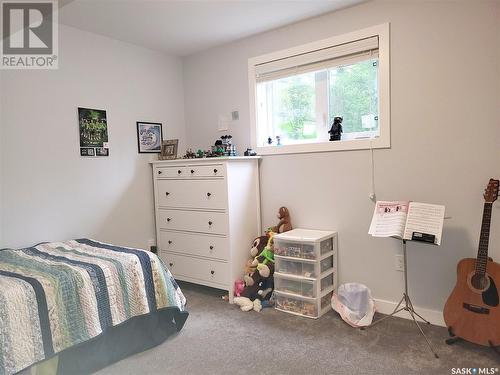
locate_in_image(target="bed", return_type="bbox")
[0,239,188,375]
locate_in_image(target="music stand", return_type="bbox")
[365,238,439,358]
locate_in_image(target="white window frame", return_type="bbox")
[248,23,390,155]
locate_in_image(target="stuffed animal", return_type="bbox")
[233,296,262,312]
[234,272,273,312]
[234,272,264,312]
[272,207,292,234]
[250,235,268,257]
[251,232,275,279]
[234,279,245,297]
[257,277,274,300]
[243,235,268,286]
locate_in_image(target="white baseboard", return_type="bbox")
[374,298,445,327]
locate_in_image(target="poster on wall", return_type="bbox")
[78,107,109,157]
[137,121,163,153]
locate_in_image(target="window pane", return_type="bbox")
[256,71,317,146]
[329,58,379,138]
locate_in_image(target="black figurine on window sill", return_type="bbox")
[328,116,343,141]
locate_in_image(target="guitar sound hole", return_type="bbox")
[471,273,489,290]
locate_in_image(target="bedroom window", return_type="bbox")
[248,24,390,155]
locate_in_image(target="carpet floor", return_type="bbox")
[96,282,499,375]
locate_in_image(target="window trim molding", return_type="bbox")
[248,23,390,156]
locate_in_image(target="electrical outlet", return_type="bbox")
[394,255,404,272]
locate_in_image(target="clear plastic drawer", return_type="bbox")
[274,271,335,298]
[275,257,315,277]
[274,274,315,297]
[274,237,334,260]
[274,255,334,278]
[274,292,318,318]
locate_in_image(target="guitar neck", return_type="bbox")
[476,202,493,275]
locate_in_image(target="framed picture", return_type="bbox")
[137,122,162,153]
[78,107,109,157]
[159,139,179,160]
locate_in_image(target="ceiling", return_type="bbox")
[59,0,366,57]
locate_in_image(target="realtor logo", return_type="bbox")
[1,0,58,69]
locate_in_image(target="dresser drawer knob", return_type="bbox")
[167,218,171,222]
[208,221,213,226]
[169,262,173,267]
[158,170,162,175]
[207,192,211,197]
[213,168,218,174]
[191,169,195,174]
[168,240,173,244]
[209,246,214,250]
[165,192,170,196]
[177,170,182,174]
[210,270,215,275]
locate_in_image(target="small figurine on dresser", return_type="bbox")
[328,116,343,141]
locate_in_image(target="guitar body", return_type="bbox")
[444,258,500,346]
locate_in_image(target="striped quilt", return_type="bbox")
[0,239,186,375]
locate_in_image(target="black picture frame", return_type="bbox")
[136,121,163,153]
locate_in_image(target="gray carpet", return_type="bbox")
[96,282,499,375]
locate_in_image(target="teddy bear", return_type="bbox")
[272,206,292,234]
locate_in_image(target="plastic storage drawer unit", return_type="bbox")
[272,228,338,319]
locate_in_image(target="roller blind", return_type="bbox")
[255,36,379,83]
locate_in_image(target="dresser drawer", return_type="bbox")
[159,231,229,260]
[155,166,187,178]
[155,164,225,179]
[186,164,224,178]
[161,252,229,286]
[157,179,227,210]
[158,209,228,235]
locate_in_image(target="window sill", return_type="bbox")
[255,137,390,156]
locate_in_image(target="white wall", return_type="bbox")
[183,0,500,317]
[0,25,186,249]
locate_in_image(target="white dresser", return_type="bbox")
[151,157,261,303]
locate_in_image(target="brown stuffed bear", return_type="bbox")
[272,206,292,234]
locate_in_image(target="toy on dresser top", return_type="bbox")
[182,134,238,159]
[233,207,293,312]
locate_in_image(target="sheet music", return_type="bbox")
[403,202,445,245]
[368,201,409,238]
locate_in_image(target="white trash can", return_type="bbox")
[331,283,375,327]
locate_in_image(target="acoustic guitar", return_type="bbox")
[444,178,500,347]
